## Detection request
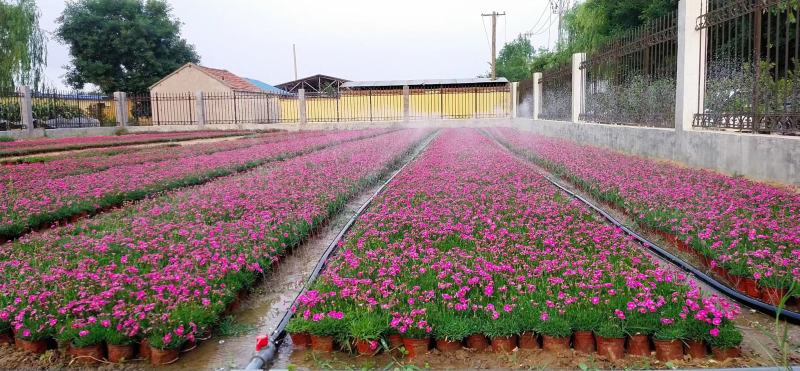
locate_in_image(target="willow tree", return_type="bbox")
[0,0,46,91]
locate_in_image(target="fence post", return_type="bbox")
[402,85,410,122]
[510,82,519,118]
[18,86,33,133]
[113,92,128,127]
[532,73,542,120]
[675,0,704,132]
[195,91,206,128]
[571,53,586,123]
[298,88,307,124]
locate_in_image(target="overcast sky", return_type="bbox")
[37,0,559,89]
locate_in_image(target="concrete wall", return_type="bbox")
[0,127,119,140]
[514,118,800,186]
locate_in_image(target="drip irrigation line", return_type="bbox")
[244,131,438,370]
[542,175,800,325]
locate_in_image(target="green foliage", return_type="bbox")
[216,316,256,337]
[653,322,686,341]
[348,311,387,341]
[538,316,572,338]
[594,322,624,338]
[493,35,535,82]
[56,0,200,93]
[0,136,14,142]
[705,323,743,349]
[0,0,45,90]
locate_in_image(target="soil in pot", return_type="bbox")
[596,336,625,360]
[573,331,595,353]
[150,347,179,366]
[712,346,741,361]
[435,339,462,352]
[310,335,334,353]
[402,337,430,358]
[518,332,539,350]
[15,337,47,354]
[491,336,517,353]
[542,335,570,353]
[290,332,311,350]
[465,334,489,351]
[354,339,377,356]
[627,334,651,357]
[107,343,136,363]
[69,343,105,364]
[654,339,683,362]
[685,339,707,359]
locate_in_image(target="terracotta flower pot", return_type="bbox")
[466,334,489,351]
[310,335,334,353]
[435,339,462,352]
[711,346,741,361]
[573,331,595,353]
[542,335,570,353]
[387,334,404,349]
[354,339,377,356]
[760,286,788,306]
[685,339,707,359]
[596,336,625,360]
[289,332,311,350]
[654,339,683,362]
[107,343,136,363]
[139,339,151,359]
[518,332,540,350]
[491,336,517,353]
[69,343,104,364]
[15,337,47,354]
[401,337,429,358]
[627,334,651,357]
[737,277,761,298]
[150,346,179,366]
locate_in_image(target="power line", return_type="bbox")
[481,11,506,80]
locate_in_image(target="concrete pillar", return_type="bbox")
[571,53,586,123]
[195,91,206,128]
[18,86,33,133]
[532,72,543,120]
[113,92,128,127]
[402,85,410,122]
[510,82,519,118]
[298,88,307,124]
[675,0,705,132]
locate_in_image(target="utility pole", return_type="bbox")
[549,0,570,46]
[482,11,505,80]
[292,44,298,80]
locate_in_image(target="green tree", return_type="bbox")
[56,0,200,94]
[0,0,46,91]
[492,35,536,82]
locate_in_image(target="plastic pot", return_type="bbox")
[518,332,539,350]
[760,286,788,306]
[542,335,570,353]
[107,343,136,363]
[737,277,761,298]
[627,334,651,357]
[711,346,741,361]
[354,339,377,356]
[387,334,404,349]
[654,339,683,362]
[15,337,47,354]
[310,335,334,353]
[435,339,462,352]
[289,332,311,350]
[401,337,429,358]
[573,331,595,353]
[465,334,489,351]
[684,339,707,359]
[150,346,179,366]
[139,339,151,359]
[596,336,625,360]
[69,343,105,364]
[491,336,517,353]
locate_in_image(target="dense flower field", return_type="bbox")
[290,129,742,358]
[0,130,253,157]
[0,128,431,353]
[489,128,800,301]
[0,129,388,240]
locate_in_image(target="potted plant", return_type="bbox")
[653,323,686,362]
[464,314,490,351]
[624,312,657,357]
[349,312,386,356]
[484,313,522,353]
[431,313,470,352]
[147,330,185,366]
[684,319,710,359]
[570,311,601,354]
[539,315,572,353]
[706,323,743,361]
[63,323,106,365]
[306,315,344,353]
[286,317,312,350]
[594,322,625,360]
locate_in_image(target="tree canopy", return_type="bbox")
[56,0,200,94]
[492,35,536,82]
[0,0,45,91]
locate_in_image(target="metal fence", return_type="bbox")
[30,90,116,129]
[306,90,403,122]
[0,91,22,131]
[539,63,572,121]
[580,11,678,128]
[694,0,800,135]
[409,86,511,120]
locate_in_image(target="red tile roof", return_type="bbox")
[196,65,263,93]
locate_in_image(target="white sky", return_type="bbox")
[37,0,559,89]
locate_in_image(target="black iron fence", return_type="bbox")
[517,79,534,118]
[694,0,800,134]
[31,90,116,129]
[539,63,572,121]
[0,91,22,131]
[128,92,297,125]
[580,11,678,128]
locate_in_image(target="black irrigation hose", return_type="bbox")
[244,132,438,370]
[543,175,800,325]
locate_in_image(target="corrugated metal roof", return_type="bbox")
[245,78,289,94]
[341,77,509,88]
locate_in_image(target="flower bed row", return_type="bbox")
[0,129,391,241]
[0,130,257,157]
[0,128,433,366]
[288,129,743,364]
[488,128,800,303]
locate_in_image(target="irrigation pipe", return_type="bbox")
[244,132,438,370]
